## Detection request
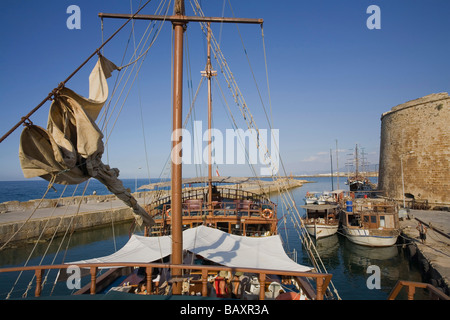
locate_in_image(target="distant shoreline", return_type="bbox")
[289,172,378,178]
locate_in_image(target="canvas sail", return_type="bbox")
[18,56,154,227]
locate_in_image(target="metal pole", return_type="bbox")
[400,151,414,208]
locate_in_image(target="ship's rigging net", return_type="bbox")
[18,55,154,227]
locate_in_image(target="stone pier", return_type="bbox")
[399,209,450,296]
[0,178,306,246]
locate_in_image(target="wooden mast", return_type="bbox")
[207,23,213,215]
[171,0,185,295]
[99,1,263,295]
[204,23,217,214]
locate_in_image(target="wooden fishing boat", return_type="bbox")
[302,204,339,240]
[340,199,400,247]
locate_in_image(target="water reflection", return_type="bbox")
[314,234,340,259]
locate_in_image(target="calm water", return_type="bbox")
[0,178,166,203]
[0,177,426,300]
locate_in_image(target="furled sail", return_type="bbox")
[18,55,154,227]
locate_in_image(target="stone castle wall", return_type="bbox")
[378,93,450,207]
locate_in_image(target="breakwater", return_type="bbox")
[0,178,306,247]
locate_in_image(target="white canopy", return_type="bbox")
[71,226,312,273]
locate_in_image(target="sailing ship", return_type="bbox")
[340,198,400,247]
[0,0,338,301]
[143,176,278,237]
[345,144,377,197]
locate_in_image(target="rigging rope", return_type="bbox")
[5,1,172,298]
[189,0,341,299]
[0,0,153,144]
[0,175,57,252]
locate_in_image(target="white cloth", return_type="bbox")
[71,226,312,273]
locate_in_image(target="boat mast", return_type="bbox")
[98,0,263,295]
[171,0,185,295]
[207,23,213,213]
[330,149,334,191]
[203,23,217,214]
[336,139,340,190]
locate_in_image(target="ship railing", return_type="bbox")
[146,187,274,209]
[160,201,275,218]
[147,187,277,220]
[345,202,397,214]
[0,263,332,300]
[388,280,449,300]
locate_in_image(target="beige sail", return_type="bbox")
[18,55,154,227]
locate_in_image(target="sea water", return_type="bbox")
[0,177,426,300]
[0,178,166,203]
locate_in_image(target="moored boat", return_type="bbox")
[301,204,339,240]
[304,192,319,204]
[340,199,400,247]
[345,144,377,198]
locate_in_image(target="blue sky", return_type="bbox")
[0,0,449,181]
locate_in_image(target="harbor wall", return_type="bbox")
[399,236,450,296]
[0,179,305,246]
[0,203,136,247]
[398,210,450,296]
[0,191,162,246]
[378,92,450,208]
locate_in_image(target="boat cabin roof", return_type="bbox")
[300,204,338,210]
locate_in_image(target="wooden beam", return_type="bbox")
[98,13,263,25]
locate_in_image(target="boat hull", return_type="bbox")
[305,223,339,239]
[342,226,398,247]
[305,198,317,205]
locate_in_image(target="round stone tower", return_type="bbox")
[378,92,450,208]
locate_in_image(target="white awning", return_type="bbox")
[70,226,312,273]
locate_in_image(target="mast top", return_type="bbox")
[174,0,185,16]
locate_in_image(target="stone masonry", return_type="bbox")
[378,93,450,207]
